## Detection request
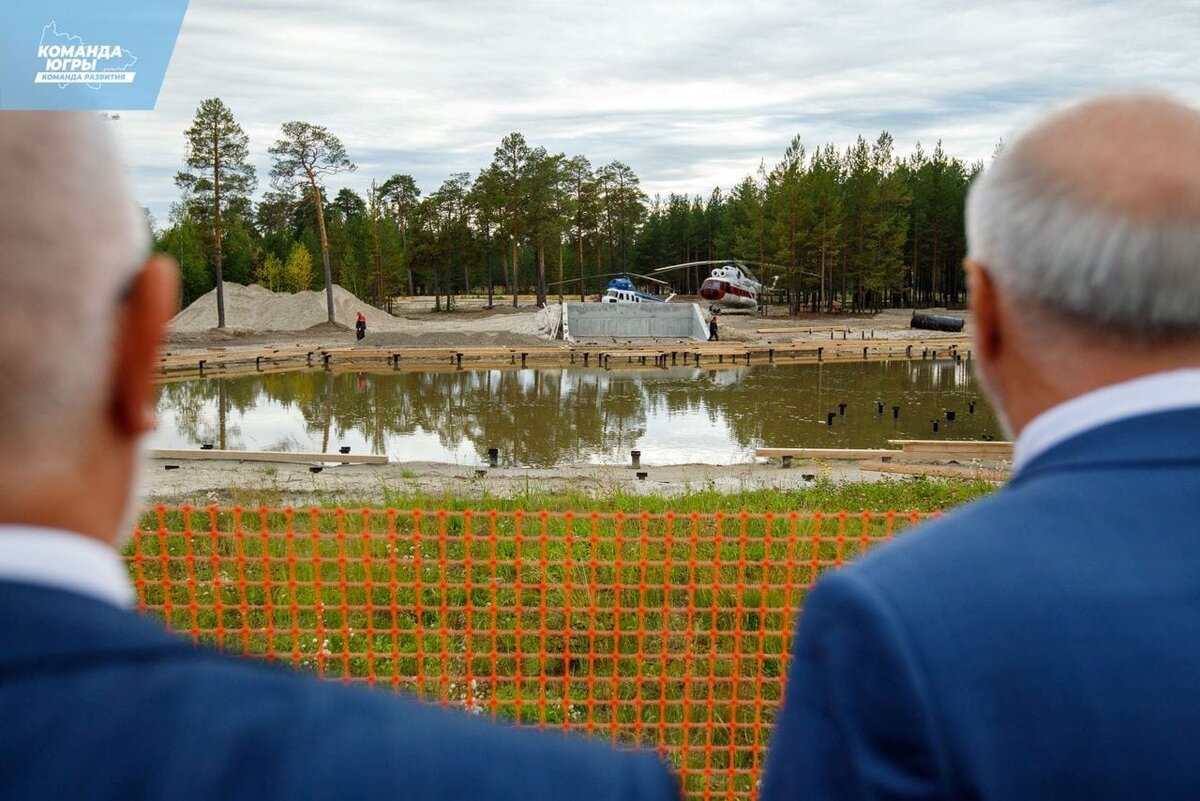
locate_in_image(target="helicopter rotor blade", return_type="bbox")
[546,271,644,288]
[650,260,737,274]
[624,272,671,287]
[738,260,821,281]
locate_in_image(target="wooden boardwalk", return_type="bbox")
[157,337,973,380]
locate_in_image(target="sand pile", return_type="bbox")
[171,283,403,333]
[358,303,562,349]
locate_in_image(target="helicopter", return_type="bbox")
[652,260,775,313]
[548,272,676,304]
[651,259,818,314]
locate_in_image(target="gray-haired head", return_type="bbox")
[966,94,1200,338]
[0,112,149,471]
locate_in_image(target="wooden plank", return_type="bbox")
[889,439,1012,447]
[756,326,850,334]
[153,336,974,376]
[756,448,900,460]
[149,449,388,465]
[889,440,1013,457]
[859,461,1009,482]
[156,364,312,384]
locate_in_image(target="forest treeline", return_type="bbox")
[157,97,985,325]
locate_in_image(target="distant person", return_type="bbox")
[762,94,1200,800]
[356,310,366,340]
[708,316,718,341]
[0,113,677,801]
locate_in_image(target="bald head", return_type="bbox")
[1019,96,1200,222]
[0,113,149,470]
[966,94,1200,336]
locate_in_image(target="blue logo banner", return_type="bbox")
[0,0,189,110]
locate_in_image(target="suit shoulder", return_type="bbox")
[851,489,1015,567]
[129,649,677,801]
[835,483,1063,604]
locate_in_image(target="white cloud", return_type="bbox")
[111,0,1200,222]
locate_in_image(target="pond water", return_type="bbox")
[152,361,1001,467]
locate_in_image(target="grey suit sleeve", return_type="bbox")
[759,570,947,801]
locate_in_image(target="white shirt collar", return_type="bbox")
[1014,368,1200,474]
[0,525,134,608]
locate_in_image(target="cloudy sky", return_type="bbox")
[111,0,1200,225]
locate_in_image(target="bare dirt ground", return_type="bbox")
[144,458,880,508]
[167,295,968,352]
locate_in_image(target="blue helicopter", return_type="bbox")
[549,272,676,304]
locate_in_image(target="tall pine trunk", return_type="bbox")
[212,137,225,329]
[557,240,564,305]
[309,177,335,323]
[510,238,519,307]
[535,240,547,307]
[577,229,585,302]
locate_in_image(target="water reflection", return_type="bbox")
[153,361,1000,467]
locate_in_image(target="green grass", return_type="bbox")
[129,478,994,799]
[211,475,996,517]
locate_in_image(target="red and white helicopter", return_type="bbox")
[651,260,788,314]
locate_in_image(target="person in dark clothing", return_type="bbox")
[708,316,719,341]
[356,311,367,341]
[0,110,679,801]
[761,93,1200,801]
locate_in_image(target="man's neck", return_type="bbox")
[1004,342,1200,439]
[0,461,128,548]
[1012,368,1200,472]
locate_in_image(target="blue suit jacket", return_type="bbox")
[761,408,1200,800]
[0,581,678,800]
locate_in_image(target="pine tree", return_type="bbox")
[564,155,596,301]
[378,174,421,296]
[269,122,356,322]
[598,161,647,275]
[524,149,567,307]
[175,98,256,328]
[490,133,531,307]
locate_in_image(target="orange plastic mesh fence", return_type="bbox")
[128,507,934,801]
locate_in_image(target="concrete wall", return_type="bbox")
[562,302,708,341]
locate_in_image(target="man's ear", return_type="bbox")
[110,255,180,437]
[966,260,1003,364]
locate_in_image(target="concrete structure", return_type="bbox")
[561,302,709,341]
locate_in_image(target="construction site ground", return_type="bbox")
[149,295,1002,506]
